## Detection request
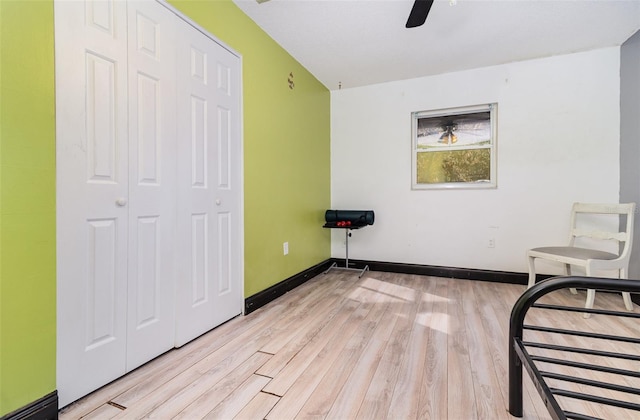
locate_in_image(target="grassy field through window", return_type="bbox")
[416,149,491,184]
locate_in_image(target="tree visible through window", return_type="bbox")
[412,103,497,189]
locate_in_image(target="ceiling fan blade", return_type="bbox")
[405,0,434,28]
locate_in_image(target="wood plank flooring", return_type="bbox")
[58,270,640,419]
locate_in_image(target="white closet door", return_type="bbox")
[175,22,243,347]
[55,0,129,407]
[210,33,243,328]
[125,0,177,370]
[56,0,243,405]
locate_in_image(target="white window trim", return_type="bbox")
[411,103,497,190]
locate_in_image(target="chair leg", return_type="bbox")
[565,264,578,295]
[527,255,536,289]
[620,268,633,311]
[622,292,633,311]
[585,289,596,314]
[585,289,596,309]
[583,266,596,318]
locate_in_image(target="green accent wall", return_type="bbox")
[0,0,57,416]
[0,0,329,415]
[169,0,331,297]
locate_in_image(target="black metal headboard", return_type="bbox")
[509,276,640,419]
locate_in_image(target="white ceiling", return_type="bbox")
[232,0,640,90]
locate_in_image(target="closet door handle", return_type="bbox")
[116,197,128,207]
[215,199,222,206]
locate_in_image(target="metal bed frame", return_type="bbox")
[509,276,640,420]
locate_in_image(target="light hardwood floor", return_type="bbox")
[59,270,640,419]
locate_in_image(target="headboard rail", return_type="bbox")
[508,276,640,419]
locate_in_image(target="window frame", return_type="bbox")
[411,103,498,190]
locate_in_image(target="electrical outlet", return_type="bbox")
[283,242,289,255]
[488,238,495,248]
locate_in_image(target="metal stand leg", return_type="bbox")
[324,228,369,278]
[345,229,350,268]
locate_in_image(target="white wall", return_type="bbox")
[330,47,621,274]
[620,31,640,279]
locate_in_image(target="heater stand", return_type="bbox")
[323,226,369,278]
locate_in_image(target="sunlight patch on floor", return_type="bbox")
[348,276,418,303]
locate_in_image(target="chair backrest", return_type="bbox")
[568,202,636,260]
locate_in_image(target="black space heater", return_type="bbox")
[323,209,375,278]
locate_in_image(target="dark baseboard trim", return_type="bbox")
[337,258,539,285]
[244,257,640,313]
[346,258,640,304]
[244,258,537,314]
[244,259,334,315]
[1,391,58,420]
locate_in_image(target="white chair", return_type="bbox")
[527,202,636,312]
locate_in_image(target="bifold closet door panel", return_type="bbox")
[55,0,130,407]
[56,0,244,405]
[208,38,244,326]
[174,21,243,348]
[125,0,178,371]
[208,32,244,330]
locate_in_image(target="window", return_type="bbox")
[411,103,497,189]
